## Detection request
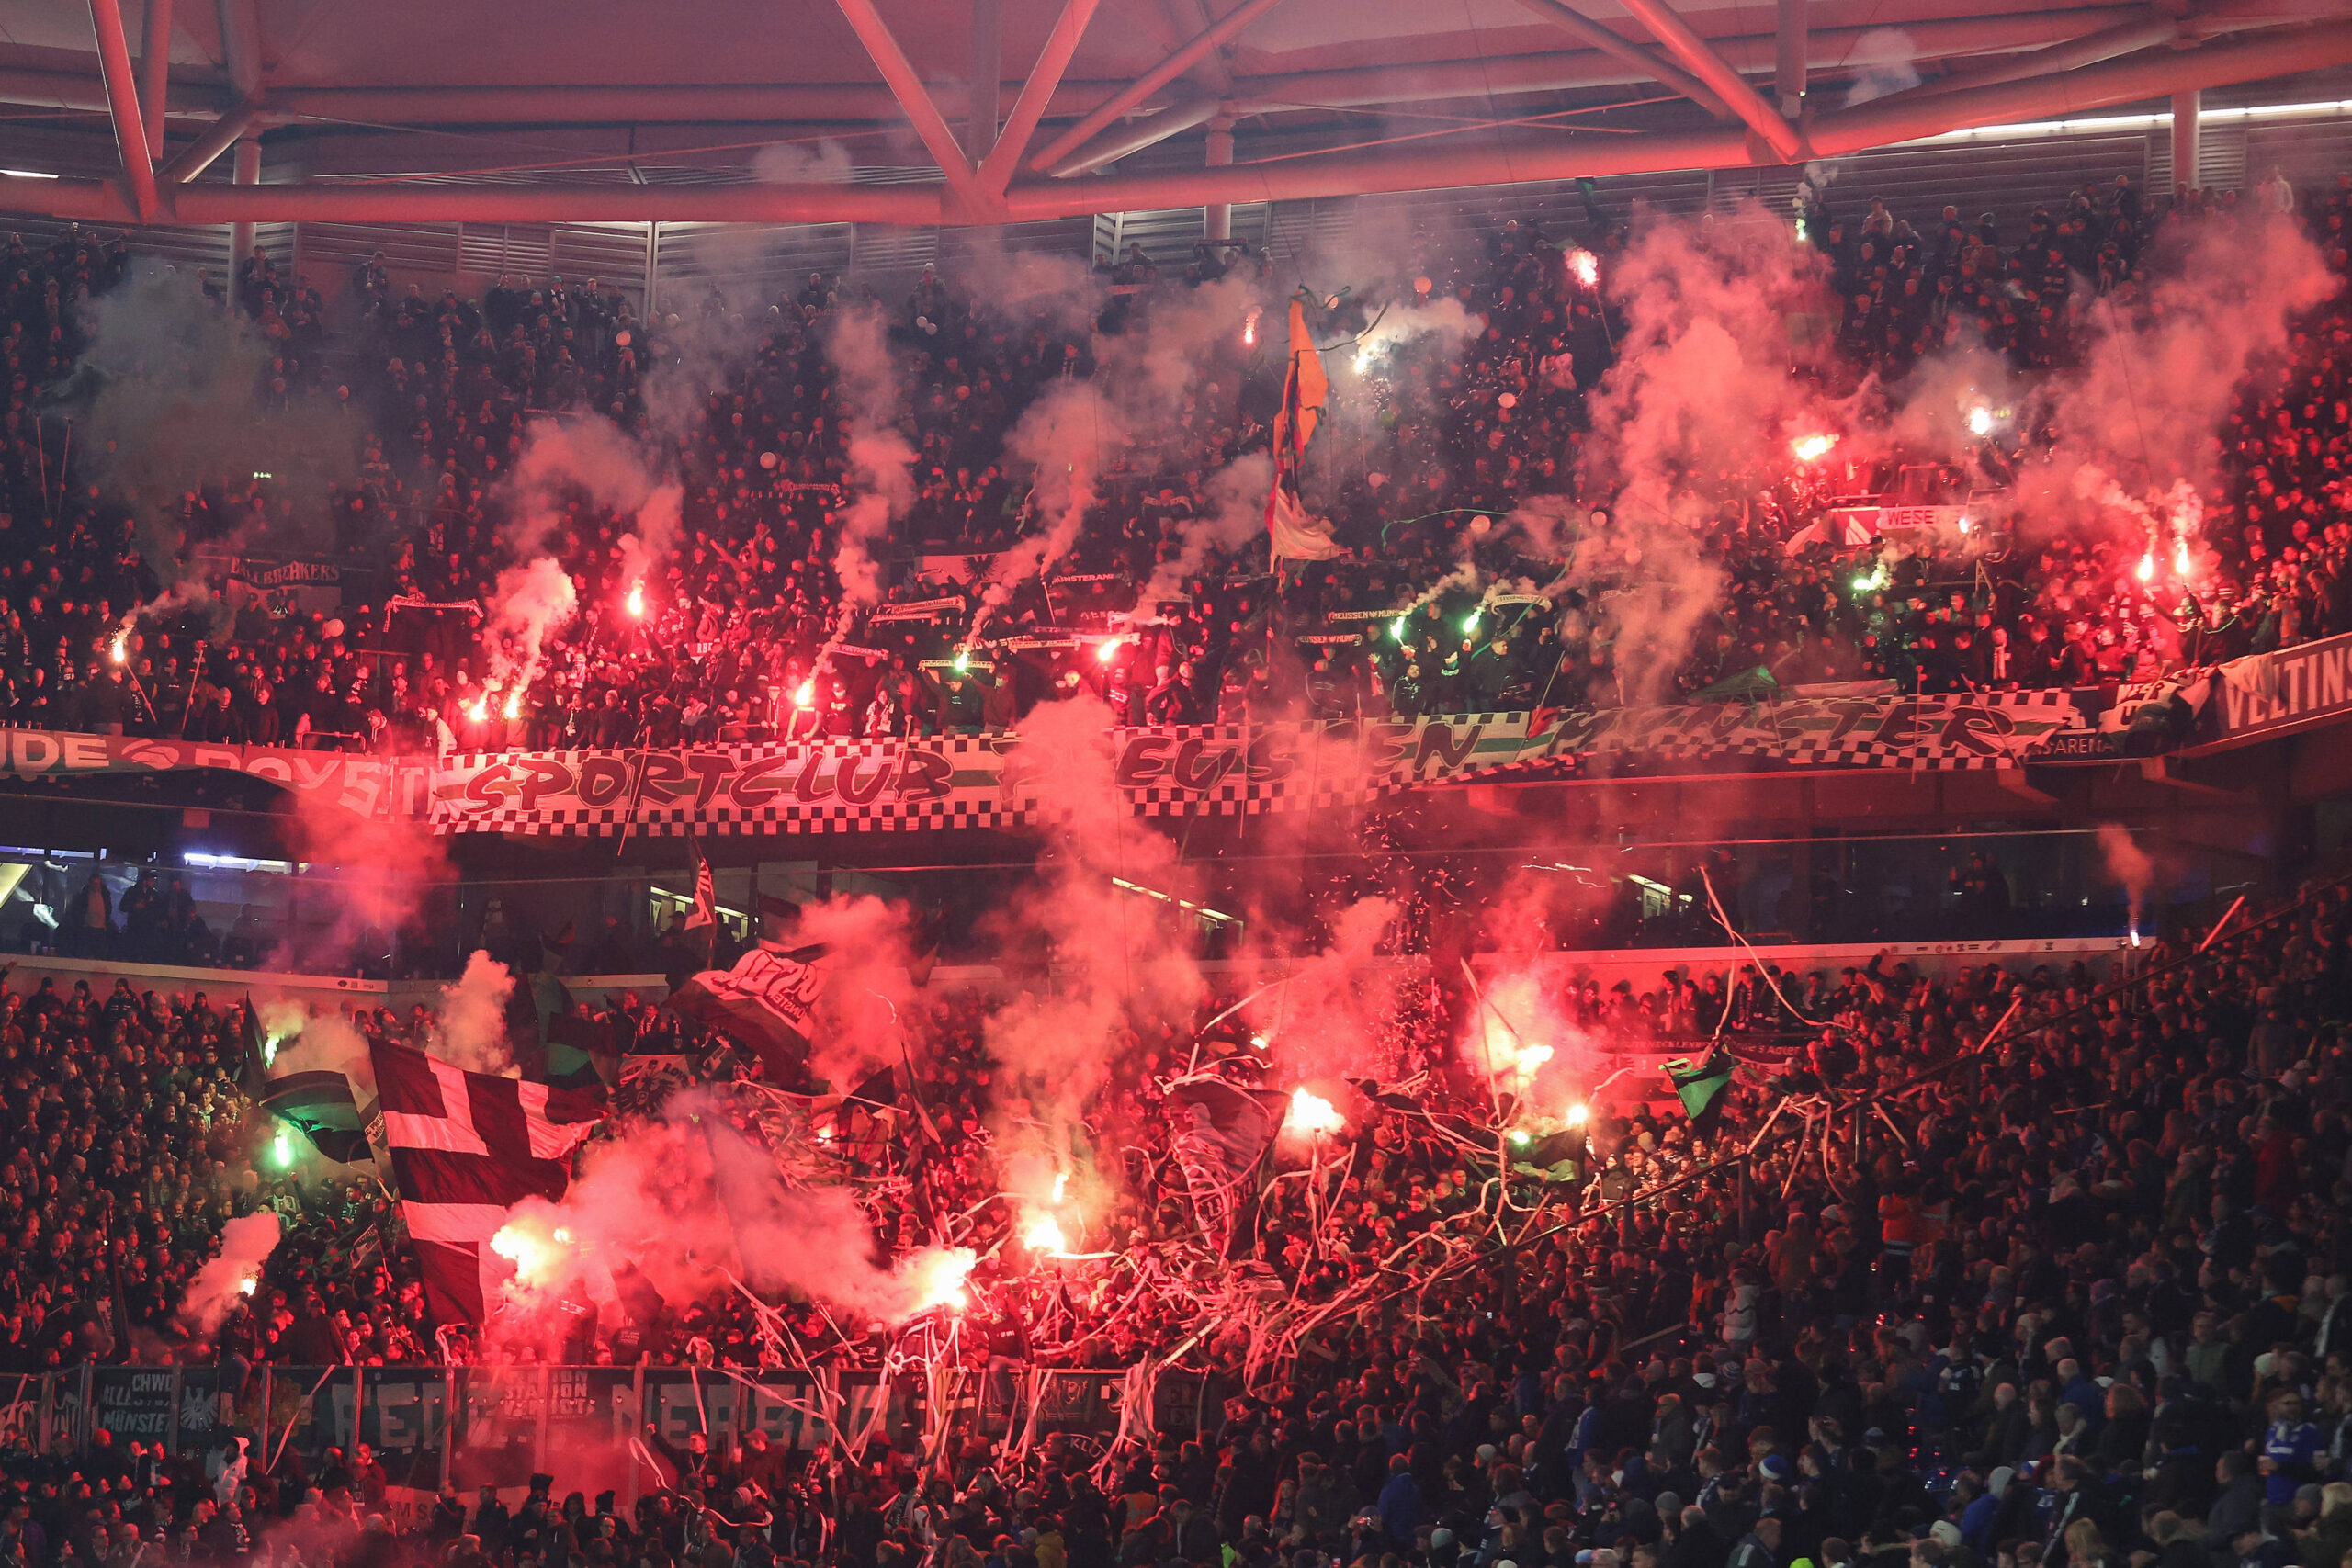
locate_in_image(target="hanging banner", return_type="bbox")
[2209,628,2352,745]
[6,687,2153,840]
[426,692,2092,836]
[0,729,430,818]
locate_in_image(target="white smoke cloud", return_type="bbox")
[430,950,517,1077]
[486,557,580,699]
[824,306,919,608]
[177,1212,281,1335]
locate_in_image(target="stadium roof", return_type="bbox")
[1,0,2348,229]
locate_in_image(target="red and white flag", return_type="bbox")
[370,1041,602,1328]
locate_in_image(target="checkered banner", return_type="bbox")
[425,690,2106,837]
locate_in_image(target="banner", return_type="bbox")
[4,687,2147,840]
[203,552,349,613]
[0,729,429,818]
[90,1367,175,1445]
[2210,629,2352,745]
[427,692,2090,837]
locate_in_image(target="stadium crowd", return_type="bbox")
[1,171,2351,752]
[5,154,2352,1568]
[0,860,2345,1568]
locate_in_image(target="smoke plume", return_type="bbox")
[2095,822,2155,937]
[982,695,1204,1178]
[781,894,926,1089]
[55,261,361,576]
[486,556,580,697]
[260,1002,376,1097]
[177,1212,281,1334]
[484,1096,973,1350]
[2034,215,2336,513]
[1136,452,1272,607]
[431,950,517,1077]
[823,307,919,608]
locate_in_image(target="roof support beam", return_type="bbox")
[1160,0,1234,96]
[0,5,2189,130]
[1869,12,2182,105]
[5,14,2347,227]
[1611,0,1804,160]
[1774,0,1805,113]
[1027,0,1289,173]
[967,0,1002,162]
[831,0,995,215]
[1045,92,1221,176]
[1508,0,1729,118]
[1218,10,2159,115]
[215,0,262,100]
[1006,16,2352,214]
[156,97,263,182]
[87,0,160,222]
[138,0,171,156]
[977,0,1101,193]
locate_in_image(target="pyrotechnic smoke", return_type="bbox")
[1582,205,1838,505]
[990,382,1126,605]
[431,951,517,1077]
[177,1212,281,1334]
[616,483,684,608]
[2095,823,2155,942]
[1556,204,1840,702]
[699,1115,973,1319]
[751,139,854,185]
[55,260,361,574]
[1348,295,1484,370]
[1461,966,1599,1113]
[282,786,453,979]
[487,1097,974,1348]
[982,696,1204,1179]
[956,243,1107,342]
[1245,897,1404,1089]
[1131,290,1481,607]
[504,416,662,559]
[1842,28,1922,105]
[1136,452,1272,607]
[125,578,232,645]
[823,307,918,608]
[778,894,925,1089]
[981,276,1258,632]
[486,556,579,699]
[255,1010,376,1121]
[2036,215,2336,508]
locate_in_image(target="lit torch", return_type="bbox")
[1023,1213,1069,1256]
[1791,433,1838,463]
[907,1247,977,1315]
[1566,249,1600,288]
[466,694,489,724]
[503,688,521,721]
[237,1276,257,1296]
[1283,1088,1346,1138]
[626,581,646,619]
[2136,552,2156,584]
[1242,307,1261,347]
[109,629,128,665]
[2173,539,2194,579]
[793,678,816,709]
[490,1221,563,1288]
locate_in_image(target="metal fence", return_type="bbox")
[8,1363,1215,1510]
